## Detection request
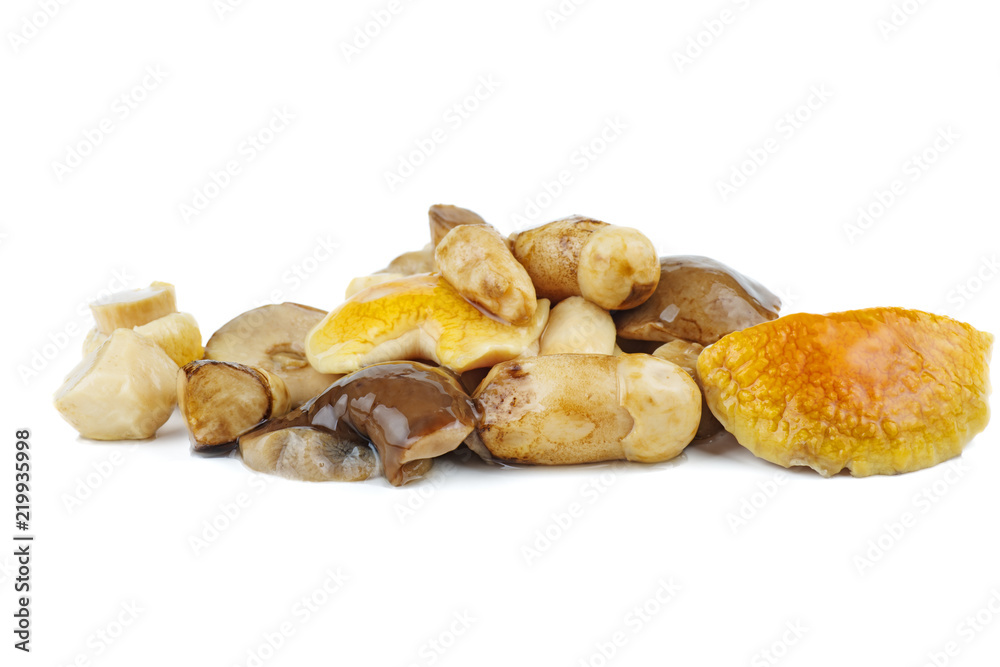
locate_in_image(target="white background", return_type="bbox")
[2,0,999,665]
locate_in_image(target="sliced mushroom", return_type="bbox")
[90,281,177,334]
[205,303,340,408]
[241,361,478,486]
[177,360,291,450]
[304,273,549,374]
[615,255,781,346]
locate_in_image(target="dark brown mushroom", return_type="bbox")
[615,255,781,346]
[239,361,478,486]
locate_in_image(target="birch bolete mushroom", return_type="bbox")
[240,361,477,486]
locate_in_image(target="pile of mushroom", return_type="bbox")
[54,204,783,487]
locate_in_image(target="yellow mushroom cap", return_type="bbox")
[305,273,550,374]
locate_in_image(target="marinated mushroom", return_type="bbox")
[473,354,700,465]
[177,360,291,450]
[652,340,723,440]
[241,426,379,483]
[510,216,659,310]
[90,281,177,334]
[205,303,340,408]
[240,361,478,486]
[304,273,550,374]
[429,204,488,246]
[344,273,406,299]
[615,255,781,346]
[538,296,616,355]
[377,243,436,275]
[435,223,537,325]
[54,329,179,440]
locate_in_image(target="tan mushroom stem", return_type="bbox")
[241,361,478,486]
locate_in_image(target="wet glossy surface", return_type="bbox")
[698,308,994,476]
[248,361,477,485]
[615,255,781,345]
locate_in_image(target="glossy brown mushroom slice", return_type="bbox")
[241,361,478,486]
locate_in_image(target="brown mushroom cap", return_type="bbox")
[429,204,488,246]
[241,361,477,486]
[614,255,781,345]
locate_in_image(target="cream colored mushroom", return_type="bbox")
[538,296,616,355]
[474,353,701,464]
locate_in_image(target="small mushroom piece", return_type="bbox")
[474,354,700,465]
[304,273,550,374]
[205,303,341,408]
[429,204,488,246]
[510,216,659,310]
[377,243,436,275]
[615,255,781,346]
[177,360,291,450]
[54,329,178,440]
[90,281,177,334]
[82,312,203,366]
[538,296,616,355]
[435,224,537,324]
[652,340,723,440]
[241,362,478,486]
[240,426,379,483]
